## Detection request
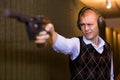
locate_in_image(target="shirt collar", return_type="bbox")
[83,36,105,48]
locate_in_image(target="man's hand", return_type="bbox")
[35,23,57,45]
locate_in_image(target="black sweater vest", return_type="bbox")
[69,37,112,80]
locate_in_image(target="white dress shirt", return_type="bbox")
[52,33,114,80]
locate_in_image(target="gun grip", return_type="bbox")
[26,16,50,41]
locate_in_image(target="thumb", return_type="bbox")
[45,23,57,43]
[45,23,55,34]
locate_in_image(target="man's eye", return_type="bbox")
[80,24,85,27]
[87,24,93,26]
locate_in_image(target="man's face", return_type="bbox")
[80,10,99,41]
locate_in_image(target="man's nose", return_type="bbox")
[84,25,89,31]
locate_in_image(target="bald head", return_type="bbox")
[80,9,99,22]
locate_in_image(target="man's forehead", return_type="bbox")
[80,17,97,24]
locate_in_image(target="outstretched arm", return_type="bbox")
[35,23,80,60]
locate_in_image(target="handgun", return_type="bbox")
[4,9,50,41]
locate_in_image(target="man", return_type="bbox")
[35,7,114,80]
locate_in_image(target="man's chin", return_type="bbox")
[85,36,93,40]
